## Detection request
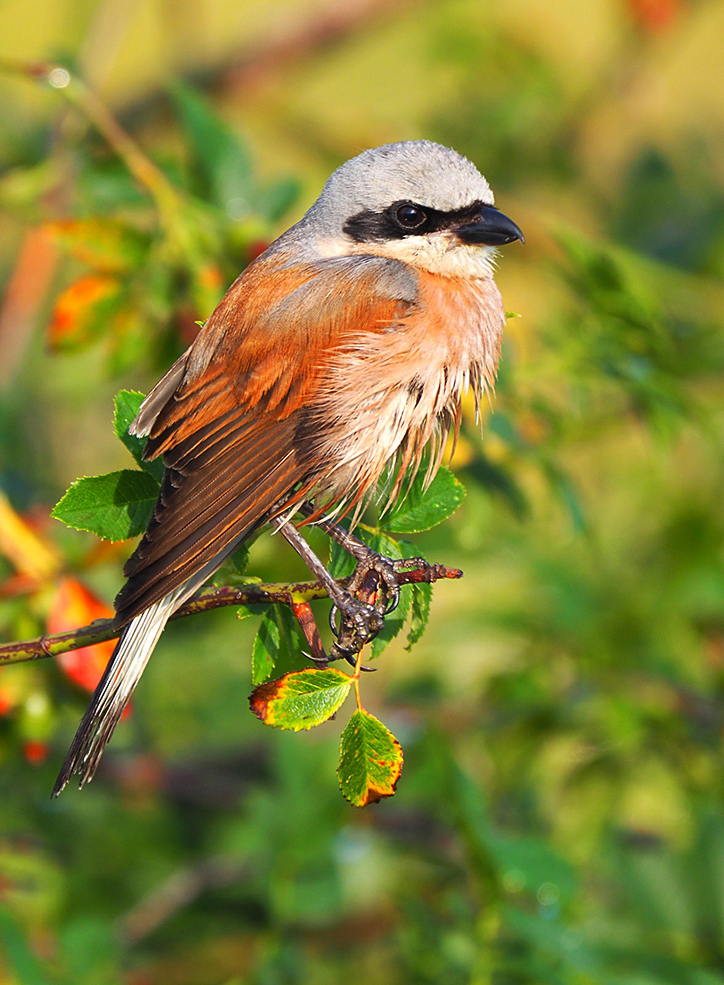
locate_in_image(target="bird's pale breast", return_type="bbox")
[311,270,506,507]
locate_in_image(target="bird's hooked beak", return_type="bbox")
[455,206,524,247]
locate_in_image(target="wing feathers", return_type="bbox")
[116,252,419,626]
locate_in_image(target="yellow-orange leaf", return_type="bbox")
[250,668,352,731]
[48,274,122,350]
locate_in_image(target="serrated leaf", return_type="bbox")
[406,581,432,648]
[113,390,165,482]
[338,709,403,807]
[352,532,406,658]
[51,470,160,541]
[371,583,412,658]
[326,530,411,658]
[228,542,250,576]
[272,604,310,673]
[328,535,357,579]
[251,613,280,684]
[383,465,465,533]
[249,668,352,730]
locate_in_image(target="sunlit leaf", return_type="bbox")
[228,542,250,576]
[328,535,357,579]
[51,470,160,541]
[337,708,403,806]
[249,668,352,730]
[371,581,411,658]
[384,465,465,533]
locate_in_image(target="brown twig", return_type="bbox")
[0,563,462,668]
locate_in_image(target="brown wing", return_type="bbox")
[114,249,418,625]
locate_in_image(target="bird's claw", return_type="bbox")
[322,552,432,669]
[328,596,384,643]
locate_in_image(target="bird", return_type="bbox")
[52,139,523,795]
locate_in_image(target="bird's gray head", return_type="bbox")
[298,140,523,275]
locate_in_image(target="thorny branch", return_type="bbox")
[0,562,461,668]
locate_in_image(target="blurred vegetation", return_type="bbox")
[1,0,724,982]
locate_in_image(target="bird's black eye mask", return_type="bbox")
[343,199,490,243]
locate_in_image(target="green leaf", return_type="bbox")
[236,601,267,623]
[407,581,432,648]
[51,469,160,540]
[349,531,406,659]
[327,530,419,657]
[228,542,250,576]
[251,613,280,684]
[337,709,403,807]
[328,534,357,579]
[113,389,165,482]
[383,465,465,533]
[169,80,253,211]
[272,604,311,673]
[371,581,411,659]
[249,668,352,730]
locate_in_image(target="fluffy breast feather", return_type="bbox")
[305,270,506,511]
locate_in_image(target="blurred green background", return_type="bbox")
[2,0,724,982]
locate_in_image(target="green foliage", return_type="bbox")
[113,389,165,482]
[1,12,724,985]
[250,611,280,685]
[383,465,466,533]
[51,469,160,540]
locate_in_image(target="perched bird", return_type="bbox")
[52,139,523,795]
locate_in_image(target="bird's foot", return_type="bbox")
[327,553,432,667]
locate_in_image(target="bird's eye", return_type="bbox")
[394,204,427,230]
